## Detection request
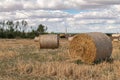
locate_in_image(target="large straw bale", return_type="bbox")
[39,34,59,49]
[69,32,112,64]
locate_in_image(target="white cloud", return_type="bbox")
[106,20,116,24]
[0,0,23,12]
[86,0,120,5]
[108,26,117,29]
[74,9,117,19]
[0,10,72,20]
[1,0,120,11]
[0,0,120,33]
[47,18,63,22]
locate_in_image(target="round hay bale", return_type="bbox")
[34,37,39,42]
[60,33,66,38]
[69,32,112,64]
[68,36,76,41]
[39,34,59,49]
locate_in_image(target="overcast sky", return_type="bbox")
[0,0,120,33]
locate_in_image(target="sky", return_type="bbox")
[0,0,120,33]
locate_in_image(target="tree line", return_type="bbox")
[0,20,47,39]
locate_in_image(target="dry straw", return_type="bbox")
[69,32,112,64]
[68,36,74,41]
[39,34,59,49]
[34,37,39,42]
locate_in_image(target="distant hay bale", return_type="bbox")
[112,38,119,42]
[112,34,120,37]
[69,32,112,64]
[34,37,39,42]
[112,34,120,41]
[68,36,76,41]
[39,34,59,49]
[59,33,66,38]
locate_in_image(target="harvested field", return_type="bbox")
[0,39,120,80]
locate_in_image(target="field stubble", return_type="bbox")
[0,39,120,80]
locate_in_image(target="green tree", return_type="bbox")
[15,21,19,31]
[37,24,47,34]
[0,21,6,38]
[0,20,48,39]
[6,20,15,38]
[21,20,28,32]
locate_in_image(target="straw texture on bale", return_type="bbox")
[34,37,39,42]
[69,32,112,63]
[39,34,59,49]
[112,38,119,42]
